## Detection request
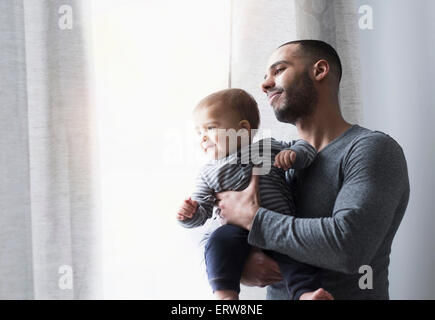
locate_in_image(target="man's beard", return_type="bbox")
[273,70,318,124]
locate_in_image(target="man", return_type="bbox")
[216,40,410,299]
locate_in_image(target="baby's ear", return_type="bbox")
[239,120,251,131]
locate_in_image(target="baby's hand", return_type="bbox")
[176,197,198,221]
[274,149,297,171]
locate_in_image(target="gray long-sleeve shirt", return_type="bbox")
[247,125,410,300]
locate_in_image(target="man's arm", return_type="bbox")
[218,133,410,275]
[247,133,410,274]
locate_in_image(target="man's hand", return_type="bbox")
[274,149,297,170]
[216,174,260,230]
[176,197,198,221]
[241,247,283,287]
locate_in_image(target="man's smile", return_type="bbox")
[268,90,283,104]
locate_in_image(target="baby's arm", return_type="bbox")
[177,172,216,228]
[274,139,317,170]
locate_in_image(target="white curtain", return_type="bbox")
[294,0,363,125]
[230,0,362,299]
[0,0,100,299]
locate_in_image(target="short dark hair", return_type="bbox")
[194,88,260,129]
[279,40,343,83]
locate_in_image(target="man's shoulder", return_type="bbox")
[350,125,397,143]
[341,126,408,180]
[346,126,404,157]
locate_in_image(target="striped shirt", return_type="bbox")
[179,138,317,229]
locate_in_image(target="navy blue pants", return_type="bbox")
[204,224,322,300]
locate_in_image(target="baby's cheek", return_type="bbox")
[214,133,224,149]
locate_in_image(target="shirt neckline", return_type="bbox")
[318,124,359,154]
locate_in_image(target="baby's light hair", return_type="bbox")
[194,88,260,129]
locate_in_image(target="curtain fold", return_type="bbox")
[0,0,100,299]
[294,0,363,125]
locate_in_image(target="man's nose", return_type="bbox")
[261,75,275,93]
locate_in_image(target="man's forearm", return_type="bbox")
[247,208,356,273]
[246,205,399,275]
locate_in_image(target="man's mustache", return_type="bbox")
[267,88,284,99]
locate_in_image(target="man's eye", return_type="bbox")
[207,126,216,131]
[275,68,285,75]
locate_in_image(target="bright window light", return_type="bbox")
[92,0,231,299]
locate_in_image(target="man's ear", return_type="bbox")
[313,60,330,81]
[239,120,251,131]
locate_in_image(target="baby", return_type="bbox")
[177,88,332,300]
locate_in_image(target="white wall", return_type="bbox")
[357,0,435,299]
